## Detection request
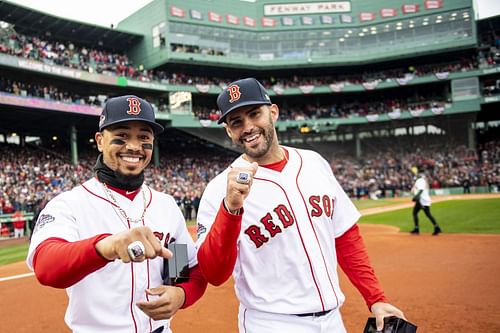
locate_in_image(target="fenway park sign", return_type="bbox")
[264,1,351,16]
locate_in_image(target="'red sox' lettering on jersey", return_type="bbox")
[244,197,335,248]
[244,204,294,248]
[309,195,335,218]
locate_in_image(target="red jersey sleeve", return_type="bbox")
[32,234,112,289]
[335,224,387,309]
[197,200,242,286]
[177,265,208,308]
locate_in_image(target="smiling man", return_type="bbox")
[26,95,207,333]
[196,78,407,333]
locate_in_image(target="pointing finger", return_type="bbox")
[144,231,172,259]
[160,247,173,259]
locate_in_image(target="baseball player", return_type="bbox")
[196,78,407,333]
[410,173,441,235]
[26,95,207,333]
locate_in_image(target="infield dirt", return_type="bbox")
[1,194,499,332]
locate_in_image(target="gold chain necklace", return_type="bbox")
[102,182,147,224]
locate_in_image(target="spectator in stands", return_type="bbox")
[173,191,183,208]
[192,191,201,219]
[182,194,194,221]
[1,223,10,238]
[29,197,48,240]
[2,199,15,214]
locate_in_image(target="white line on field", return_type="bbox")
[0,272,34,282]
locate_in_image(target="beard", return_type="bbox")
[238,116,275,160]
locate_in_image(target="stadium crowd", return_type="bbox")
[1,139,498,236]
[0,74,448,121]
[1,25,497,120]
[0,25,487,87]
[0,77,103,107]
[193,97,448,122]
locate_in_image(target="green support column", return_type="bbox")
[71,125,78,165]
[154,140,160,167]
[355,131,361,159]
[467,120,476,149]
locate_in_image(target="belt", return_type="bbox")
[295,309,332,317]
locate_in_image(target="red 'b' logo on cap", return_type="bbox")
[227,85,241,103]
[126,97,141,115]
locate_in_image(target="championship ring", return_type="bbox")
[236,171,251,184]
[127,241,145,261]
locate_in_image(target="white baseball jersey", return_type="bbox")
[414,177,431,206]
[27,177,198,333]
[196,147,360,315]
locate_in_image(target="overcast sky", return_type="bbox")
[5,0,500,28]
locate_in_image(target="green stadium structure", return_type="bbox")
[0,0,499,161]
[119,0,476,69]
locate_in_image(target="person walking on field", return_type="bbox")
[410,173,441,235]
[195,78,407,333]
[26,95,207,333]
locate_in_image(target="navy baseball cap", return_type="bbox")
[99,95,164,134]
[216,78,272,124]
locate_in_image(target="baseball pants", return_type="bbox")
[413,202,438,226]
[238,304,347,333]
[14,228,24,238]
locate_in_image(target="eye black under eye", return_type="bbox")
[110,138,126,145]
[142,143,153,150]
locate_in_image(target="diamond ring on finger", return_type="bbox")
[236,171,251,184]
[127,241,145,261]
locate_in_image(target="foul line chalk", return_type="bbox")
[0,272,35,282]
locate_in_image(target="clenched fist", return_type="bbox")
[225,162,258,213]
[95,226,172,263]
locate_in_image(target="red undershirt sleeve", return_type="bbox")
[32,234,112,289]
[335,224,387,309]
[197,200,242,286]
[177,265,208,308]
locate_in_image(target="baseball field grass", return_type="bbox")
[1,197,499,267]
[358,197,500,233]
[0,244,29,266]
[353,198,406,210]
